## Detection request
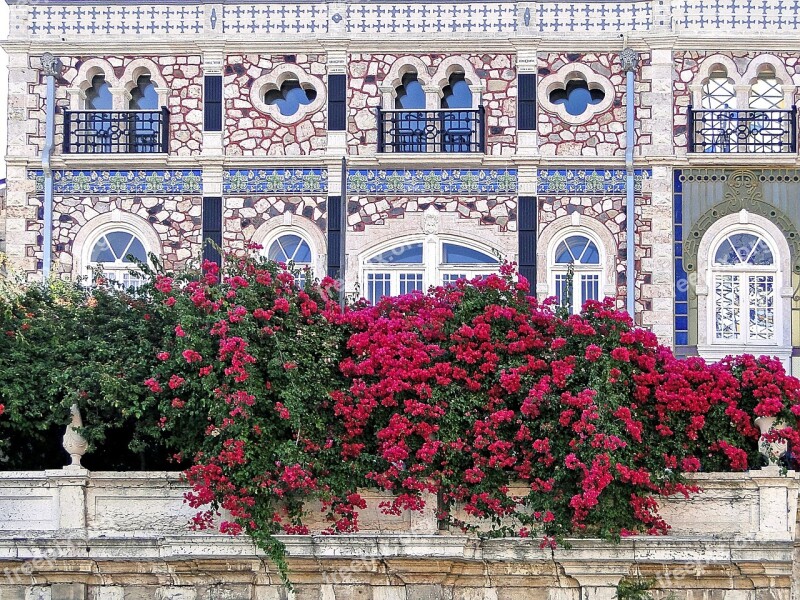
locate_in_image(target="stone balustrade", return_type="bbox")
[0,467,796,599]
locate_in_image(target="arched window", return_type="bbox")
[550,233,602,314]
[129,74,161,153]
[710,231,777,343]
[85,74,112,110]
[362,239,499,304]
[395,72,425,109]
[749,66,784,109]
[87,229,148,288]
[701,67,735,109]
[265,233,314,288]
[441,71,474,152]
[393,72,426,152]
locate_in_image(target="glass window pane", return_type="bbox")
[367,273,392,304]
[130,75,159,110]
[442,243,497,264]
[123,238,147,263]
[367,243,424,265]
[442,73,472,109]
[106,231,134,260]
[90,236,115,262]
[701,74,735,109]
[714,274,740,340]
[748,275,775,340]
[748,239,774,265]
[396,73,425,109]
[443,273,466,285]
[86,75,112,110]
[554,240,574,264]
[268,235,301,262]
[581,274,600,305]
[399,272,424,295]
[554,273,572,312]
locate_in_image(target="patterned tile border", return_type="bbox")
[223,168,328,195]
[537,168,651,195]
[347,169,518,195]
[28,170,203,195]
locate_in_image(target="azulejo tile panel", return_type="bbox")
[533,1,652,32]
[222,4,328,34]
[27,170,203,195]
[345,3,517,33]
[29,5,203,36]
[347,169,518,195]
[674,0,800,30]
[537,169,651,195]
[223,169,328,195]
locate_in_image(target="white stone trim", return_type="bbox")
[741,54,795,108]
[537,62,614,126]
[249,64,326,126]
[696,211,791,364]
[693,54,740,108]
[250,216,327,279]
[70,58,119,110]
[431,57,484,110]
[536,217,617,303]
[72,212,162,282]
[120,59,170,108]
[381,56,433,109]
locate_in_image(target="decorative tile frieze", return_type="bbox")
[673,0,800,30]
[345,3,517,34]
[29,5,203,36]
[537,169,651,195]
[222,4,328,34]
[534,1,652,32]
[223,169,328,195]
[27,170,203,195]
[347,169,518,195]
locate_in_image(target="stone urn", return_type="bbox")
[62,403,88,468]
[754,415,788,466]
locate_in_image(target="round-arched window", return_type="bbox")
[711,231,777,343]
[362,240,499,304]
[266,233,313,287]
[88,229,148,288]
[551,234,602,314]
[701,67,735,109]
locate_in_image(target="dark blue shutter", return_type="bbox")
[202,197,223,265]
[327,196,342,277]
[328,74,347,131]
[518,196,537,288]
[518,74,536,131]
[204,76,223,132]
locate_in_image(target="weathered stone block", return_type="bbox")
[50,584,86,600]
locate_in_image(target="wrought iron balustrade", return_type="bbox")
[377,107,485,153]
[63,108,170,154]
[688,105,797,153]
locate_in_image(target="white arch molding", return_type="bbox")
[72,211,162,282]
[695,210,792,368]
[250,214,327,279]
[536,215,617,302]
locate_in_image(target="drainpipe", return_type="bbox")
[40,53,62,282]
[620,47,639,318]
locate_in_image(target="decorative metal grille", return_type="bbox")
[377,107,485,153]
[63,108,170,154]
[688,106,797,153]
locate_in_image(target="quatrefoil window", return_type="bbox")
[250,65,327,125]
[549,80,605,116]
[265,79,318,116]
[538,63,614,126]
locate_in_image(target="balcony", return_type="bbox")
[377,107,485,153]
[688,105,797,153]
[63,108,170,154]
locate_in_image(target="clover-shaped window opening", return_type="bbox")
[267,233,313,288]
[395,72,425,109]
[441,72,472,109]
[130,74,158,110]
[750,66,784,110]
[264,78,317,117]
[549,79,605,117]
[86,74,112,110]
[128,74,161,152]
[701,67,735,109]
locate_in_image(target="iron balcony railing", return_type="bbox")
[63,107,170,154]
[377,106,485,153]
[688,105,797,153]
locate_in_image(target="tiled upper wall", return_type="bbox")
[13,0,800,39]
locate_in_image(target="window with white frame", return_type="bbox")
[749,66,784,109]
[711,231,777,344]
[87,229,148,288]
[550,233,603,314]
[701,67,736,109]
[362,240,499,304]
[265,232,313,288]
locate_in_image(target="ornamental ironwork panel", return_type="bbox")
[377,107,485,153]
[63,108,170,154]
[688,106,797,153]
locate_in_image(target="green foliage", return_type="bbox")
[616,577,656,600]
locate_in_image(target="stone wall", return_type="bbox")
[0,469,795,600]
[224,54,328,156]
[223,196,328,251]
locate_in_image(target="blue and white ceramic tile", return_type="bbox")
[223,169,328,195]
[345,3,517,34]
[347,169,518,195]
[537,169,651,195]
[29,5,204,36]
[222,4,328,34]
[28,170,203,195]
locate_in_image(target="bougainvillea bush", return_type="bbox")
[143,252,800,576]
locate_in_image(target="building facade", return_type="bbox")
[2,0,800,371]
